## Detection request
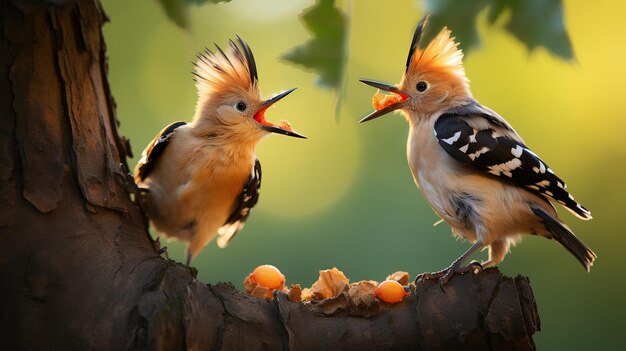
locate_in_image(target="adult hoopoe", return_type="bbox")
[359,15,595,284]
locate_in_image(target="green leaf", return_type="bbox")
[424,0,490,53]
[157,0,187,28]
[488,0,573,59]
[282,0,348,90]
[157,0,232,29]
[423,0,574,60]
[186,0,231,4]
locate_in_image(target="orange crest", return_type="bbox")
[193,36,259,97]
[405,15,467,84]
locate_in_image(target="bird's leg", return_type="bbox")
[117,163,138,194]
[152,237,168,258]
[481,239,509,269]
[185,250,193,267]
[417,242,484,285]
[117,163,150,217]
[116,163,150,209]
[116,164,160,254]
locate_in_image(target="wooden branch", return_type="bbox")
[0,1,539,350]
[136,264,539,350]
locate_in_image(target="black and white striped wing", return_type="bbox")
[135,121,187,182]
[434,111,592,220]
[217,159,262,248]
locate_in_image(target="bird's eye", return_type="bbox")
[235,101,247,112]
[416,81,428,92]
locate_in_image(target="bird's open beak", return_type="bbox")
[254,88,307,139]
[358,79,410,123]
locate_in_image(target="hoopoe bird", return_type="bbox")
[359,15,595,284]
[134,37,305,265]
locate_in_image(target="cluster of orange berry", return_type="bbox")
[244,265,409,304]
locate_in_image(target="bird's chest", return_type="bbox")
[177,150,253,218]
[406,121,463,217]
[407,121,451,189]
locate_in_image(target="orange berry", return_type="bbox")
[374,280,408,303]
[278,120,294,132]
[372,92,404,111]
[251,264,285,290]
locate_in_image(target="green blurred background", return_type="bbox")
[102,0,625,348]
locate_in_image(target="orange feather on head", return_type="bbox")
[399,16,473,114]
[406,27,467,85]
[192,37,261,105]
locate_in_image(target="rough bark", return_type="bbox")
[0,1,540,350]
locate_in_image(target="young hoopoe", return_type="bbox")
[134,36,305,265]
[359,15,595,284]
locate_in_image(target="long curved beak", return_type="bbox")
[254,88,307,139]
[261,124,306,138]
[262,87,296,108]
[358,79,410,123]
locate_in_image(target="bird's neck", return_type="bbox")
[403,109,431,130]
[404,95,475,129]
[188,119,259,161]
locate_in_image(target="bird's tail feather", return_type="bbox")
[531,207,596,272]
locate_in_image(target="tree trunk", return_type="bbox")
[0,1,540,350]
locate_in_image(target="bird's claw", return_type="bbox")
[117,163,151,208]
[416,260,484,288]
[153,237,169,258]
[117,163,138,194]
[466,260,484,273]
[439,260,483,285]
[416,270,447,282]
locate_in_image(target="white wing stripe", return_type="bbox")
[511,145,523,158]
[442,131,461,145]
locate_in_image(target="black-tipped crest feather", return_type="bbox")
[193,36,258,91]
[406,14,430,72]
[236,35,258,83]
[214,43,234,68]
